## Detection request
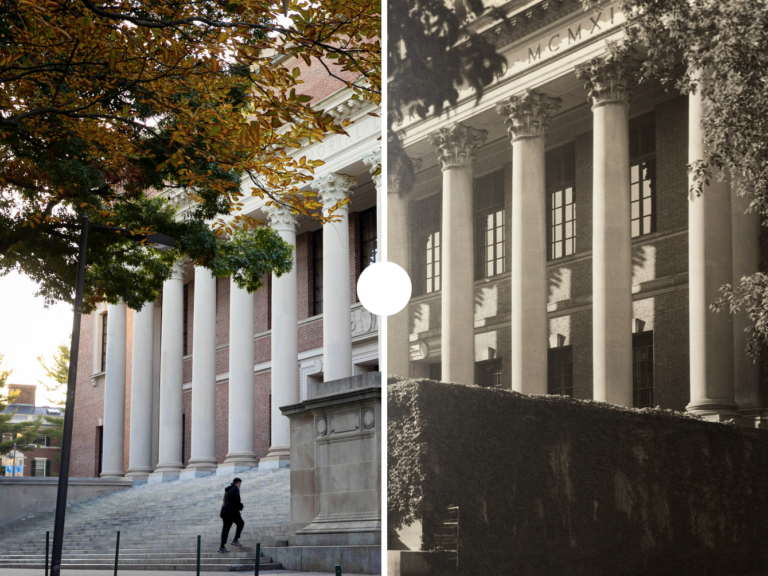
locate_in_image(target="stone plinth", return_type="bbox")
[281,372,382,547]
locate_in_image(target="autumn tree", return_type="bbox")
[0,355,42,459]
[0,0,381,312]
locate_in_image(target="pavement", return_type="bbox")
[0,571,375,576]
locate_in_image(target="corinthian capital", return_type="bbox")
[362,149,382,190]
[496,90,562,142]
[263,202,298,232]
[428,123,488,171]
[575,54,638,108]
[312,173,358,207]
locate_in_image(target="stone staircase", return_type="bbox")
[0,467,290,571]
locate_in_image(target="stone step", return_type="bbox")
[0,563,282,571]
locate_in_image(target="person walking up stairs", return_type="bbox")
[219,477,245,553]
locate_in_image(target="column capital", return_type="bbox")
[496,90,562,142]
[169,261,185,280]
[428,123,488,171]
[264,202,298,232]
[575,54,638,108]
[362,149,382,190]
[313,173,358,207]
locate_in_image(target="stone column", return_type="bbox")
[496,91,561,394]
[386,156,420,378]
[183,266,218,478]
[428,123,488,384]
[220,277,259,473]
[576,56,635,407]
[126,302,154,480]
[315,173,358,382]
[687,75,738,420]
[150,262,185,482]
[732,180,762,421]
[362,150,382,262]
[101,302,127,477]
[261,203,298,469]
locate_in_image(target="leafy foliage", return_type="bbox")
[0,354,43,458]
[0,0,380,312]
[37,343,69,407]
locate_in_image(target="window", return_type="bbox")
[423,232,441,294]
[413,194,442,296]
[630,112,657,238]
[546,143,576,260]
[33,458,48,477]
[475,358,503,388]
[100,313,108,372]
[35,434,48,446]
[183,283,189,356]
[2,433,13,443]
[547,346,573,397]
[313,229,323,315]
[475,170,505,279]
[633,331,654,408]
[360,207,377,272]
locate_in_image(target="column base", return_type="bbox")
[148,462,183,484]
[100,471,125,478]
[217,453,258,476]
[125,468,151,485]
[686,399,741,423]
[180,458,218,480]
[259,446,290,470]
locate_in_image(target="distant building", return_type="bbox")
[2,384,62,477]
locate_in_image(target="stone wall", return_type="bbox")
[0,477,131,526]
[388,377,768,576]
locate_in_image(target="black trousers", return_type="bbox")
[221,514,244,548]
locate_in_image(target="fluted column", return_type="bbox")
[183,266,218,478]
[576,56,635,406]
[428,123,487,384]
[315,173,358,382]
[101,302,127,477]
[219,276,259,474]
[687,75,738,420]
[126,302,154,479]
[386,155,420,378]
[732,180,762,420]
[150,262,185,482]
[497,91,561,394]
[261,204,298,469]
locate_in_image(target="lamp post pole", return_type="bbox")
[50,215,90,576]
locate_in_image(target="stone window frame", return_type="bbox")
[474,169,506,280]
[546,142,577,261]
[547,345,573,397]
[629,111,657,238]
[632,330,654,408]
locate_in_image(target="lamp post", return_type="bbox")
[50,215,174,576]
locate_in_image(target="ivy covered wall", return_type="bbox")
[388,377,768,576]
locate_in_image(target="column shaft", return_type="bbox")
[324,208,353,381]
[687,85,738,419]
[441,164,475,384]
[151,265,184,481]
[101,302,127,477]
[511,137,548,393]
[221,279,258,472]
[263,220,298,468]
[126,303,154,478]
[185,266,218,476]
[387,186,410,378]
[732,182,762,418]
[592,102,633,406]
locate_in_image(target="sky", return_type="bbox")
[0,271,72,405]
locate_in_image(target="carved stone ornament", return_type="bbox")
[317,417,327,436]
[363,409,375,429]
[169,260,185,280]
[495,90,562,142]
[575,54,638,108]
[362,149,382,190]
[428,123,489,171]
[263,202,298,232]
[312,173,359,208]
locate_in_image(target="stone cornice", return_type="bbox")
[428,123,488,170]
[263,202,298,232]
[312,173,359,207]
[575,54,638,108]
[496,89,562,141]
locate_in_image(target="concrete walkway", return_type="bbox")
[0,570,375,576]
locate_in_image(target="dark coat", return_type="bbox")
[220,483,244,519]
